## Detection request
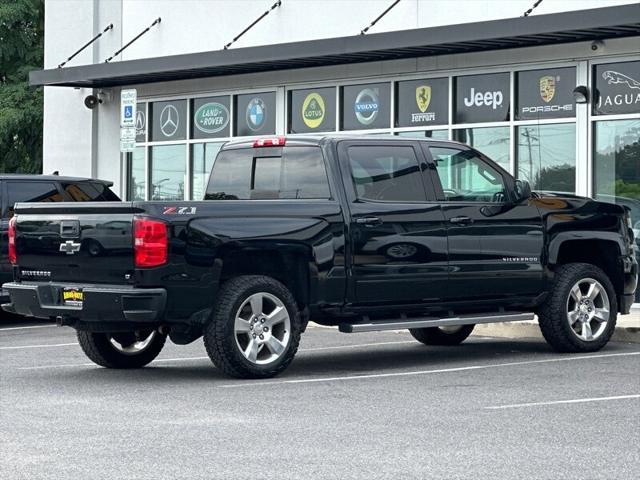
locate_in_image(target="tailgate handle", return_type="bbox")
[60,220,80,238]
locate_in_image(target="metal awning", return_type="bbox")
[30,4,640,88]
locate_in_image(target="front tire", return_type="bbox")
[77,330,166,368]
[409,324,475,346]
[538,263,617,353]
[204,275,302,379]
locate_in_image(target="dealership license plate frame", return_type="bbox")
[62,287,84,308]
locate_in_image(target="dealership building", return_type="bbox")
[33,1,640,299]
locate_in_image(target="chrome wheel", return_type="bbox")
[109,331,157,355]
[234,292,291,365]
[566,278,610,342]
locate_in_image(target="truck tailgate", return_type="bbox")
[12,202,140,284]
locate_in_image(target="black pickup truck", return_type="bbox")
[3,136,637,378]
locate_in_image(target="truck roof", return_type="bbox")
[0,174,113,186]
[222,135,464,149]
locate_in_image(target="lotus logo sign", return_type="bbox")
[194,102,229,134]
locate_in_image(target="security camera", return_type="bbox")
[591,40,604,52]
[84,95,102,109]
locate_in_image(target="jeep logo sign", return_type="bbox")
[455,73,510,123]
[463,89,503,110]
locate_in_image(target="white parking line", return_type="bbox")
[218,351,640,388]
[485,394,640,410]
[0,324,58,332]
[15,340,416,370]
[0,342,78,350]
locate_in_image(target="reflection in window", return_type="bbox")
[5,182,63,217]
[347,145,425,202]
[396,130,449,140]
[430,147,506,203]
[192,143,222,200]
[454,127,510,171]
[594,119,640,302]
[516,124,576,193]
[128,147,145,201]
[150,145,186,201]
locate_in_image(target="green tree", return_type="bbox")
[0,0,44,174]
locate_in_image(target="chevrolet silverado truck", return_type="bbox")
[3,136,637,378]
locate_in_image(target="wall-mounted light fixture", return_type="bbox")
[573,86,590,104]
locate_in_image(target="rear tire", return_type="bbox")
[204,275,302,379]
[409,324,475,346]
[538,263,617,353]
[77,330,166,368]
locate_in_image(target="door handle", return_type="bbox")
[449,216,474,225]
[355,216,382,227]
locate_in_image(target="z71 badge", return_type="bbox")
[162,206,197,215]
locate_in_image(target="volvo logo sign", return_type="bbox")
[159,104,179,137]
[59,240,81,255]
[354,88,379,126]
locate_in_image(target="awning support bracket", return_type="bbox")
[224,1,282,50]
[105,17,161,63]
[58,23,113,68]
[360,0,401,35]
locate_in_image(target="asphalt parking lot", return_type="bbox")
[1,317,639,480]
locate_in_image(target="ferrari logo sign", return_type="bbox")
[539,76,556,103]
[416,85,431,113]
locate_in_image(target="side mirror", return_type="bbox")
[514,179,531,203]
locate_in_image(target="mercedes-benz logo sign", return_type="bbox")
[160,104,179,137]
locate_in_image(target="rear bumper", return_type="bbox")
[1,282,166,323]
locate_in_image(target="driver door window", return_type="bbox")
[430,147,506,203]
[346,145,426,202]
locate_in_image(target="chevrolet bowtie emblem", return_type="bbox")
[59,240,81,255]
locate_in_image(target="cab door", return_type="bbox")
[425,144,544,301]
[338,140,448,306]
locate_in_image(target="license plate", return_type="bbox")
[62,288,83,307]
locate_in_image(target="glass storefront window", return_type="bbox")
[192,143,223,200]
[454,127,510,171]
[396,130,449,140]
[516,124,576,193]
[150,145,186,201]
[128,147,145,201]
[593,120,640,283]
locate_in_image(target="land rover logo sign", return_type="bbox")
[246,97,266,131]
[302,93,325,129]
[354,88,379,126]
[194,102,229,134]
[160,104,179,137]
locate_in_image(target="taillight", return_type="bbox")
[8,216,17,265]
[253,136,286,148]
[133,216,168,268]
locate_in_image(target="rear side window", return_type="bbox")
[205,146,330,200]
[4,181,63,217]
[346,145,426,202]
[62,182,120,201]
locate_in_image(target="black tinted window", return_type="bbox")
[5,181,63,217]
[206,146,330,200]
[62,182,120,201]
[347,145,425,202]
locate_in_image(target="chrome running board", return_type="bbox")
[338,312,534,333]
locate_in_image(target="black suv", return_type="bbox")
[0,175,119,302]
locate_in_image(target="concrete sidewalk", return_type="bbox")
[473,308,640,343]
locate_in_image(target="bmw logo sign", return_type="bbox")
[354,88,379,126]
[246,97,266,131]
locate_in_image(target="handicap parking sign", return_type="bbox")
[124,105,133,118]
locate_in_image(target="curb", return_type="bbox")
[472,318,640,344]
